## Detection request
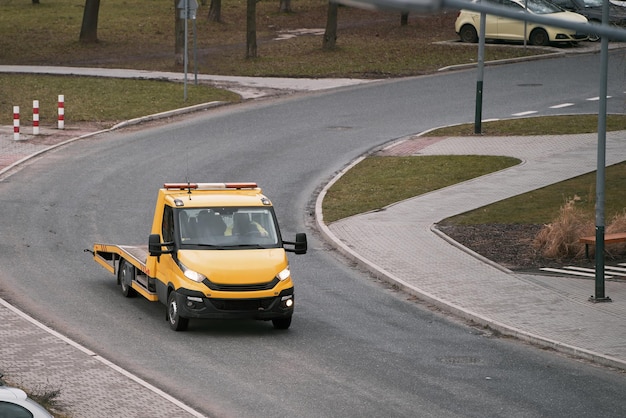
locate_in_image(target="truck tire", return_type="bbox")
[167,291,189,331]
[118,259,137,298]
[272,316,292,330]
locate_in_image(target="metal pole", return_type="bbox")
[194,18,198,85]
[590,0,611,303]
[184,0,188,101]
[474,11,486,134]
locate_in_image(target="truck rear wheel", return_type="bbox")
[272,316,292,330]
[167,291,189,331]
[118,259,137,298]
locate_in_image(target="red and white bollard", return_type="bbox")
[58,94,64,130]
[13,106,20,141]
[33,100,40,135]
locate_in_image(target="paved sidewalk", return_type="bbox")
[0,298,205,418]
[0,65,375,100]
[319,132,626,371]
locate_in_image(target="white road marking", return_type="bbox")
[550,103,574,109]
[511,110,538,116]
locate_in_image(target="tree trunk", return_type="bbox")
[401,12,409,26]
[175,0,184,66]
[279,0,292,13]
[208,0,221,22]
[246,0,257,58]
[322,2,338,50]
[79,0,100,43]
[79,0,99,42]
[32,0,40,4]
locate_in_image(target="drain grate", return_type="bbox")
[438,356,482,365]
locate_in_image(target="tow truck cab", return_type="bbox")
[113,182,307,331]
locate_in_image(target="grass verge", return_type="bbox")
[323,155,520,223]
[0,75,240,126]
[323,115,626,226]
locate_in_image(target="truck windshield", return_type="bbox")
[177,207,280,248]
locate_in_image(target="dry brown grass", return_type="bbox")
[533,196,594,259]
[534,196,626,259]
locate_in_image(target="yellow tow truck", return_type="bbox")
[86,182,307,331]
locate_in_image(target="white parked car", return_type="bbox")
[455,0,589,46]
[0,384,53,418]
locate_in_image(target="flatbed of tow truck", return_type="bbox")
[91,244,158,301]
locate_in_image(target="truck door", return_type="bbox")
[147,205,179,287]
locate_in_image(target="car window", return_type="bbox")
[501,0,523,10]
[0,401,34,418]
[551,0,574,9]
[525,0,564,14]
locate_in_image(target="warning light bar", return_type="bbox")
[163,182,259,190]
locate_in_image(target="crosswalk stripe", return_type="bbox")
[539,267,613,279]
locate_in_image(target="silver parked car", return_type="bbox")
[0,383,53,418]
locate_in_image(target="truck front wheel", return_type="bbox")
[167,292,189,331]
[272,316,292,330]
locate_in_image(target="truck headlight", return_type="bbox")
[277,267,291,281]
[178,261,206,283]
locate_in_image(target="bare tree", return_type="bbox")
[246,0,257,58]
[208,0,222,22]
[279,0,292,13]
[322,2,338,50]
[79,0,100,43]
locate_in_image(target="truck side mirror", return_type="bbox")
[148,234,174,256]
[284,232,307,254]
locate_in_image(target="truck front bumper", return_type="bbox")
[172,287,294,320]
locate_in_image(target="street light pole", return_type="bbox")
[590,0,612,303]
[474,11,486,134]
[184,0,188,101]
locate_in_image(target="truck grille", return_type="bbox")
[204,277,279,292]
[209,297,274,311]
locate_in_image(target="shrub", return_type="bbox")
[533,196,593,259]
[534,196,626,260]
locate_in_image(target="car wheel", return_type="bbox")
[529,28,550,46]
[587,20,601,42]
[167,291,189,331]
[459,25,478,43]
[118,259,137,298]
[588,33,600,42]
[272,316,292,330]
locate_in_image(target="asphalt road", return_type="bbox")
[1,52,626,417]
